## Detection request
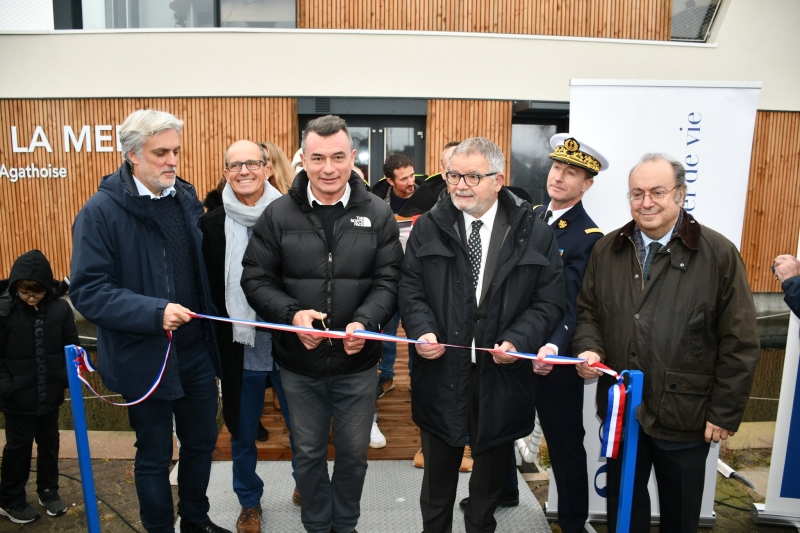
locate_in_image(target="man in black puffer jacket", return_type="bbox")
[0,250,78,523]
[242,115,403,533]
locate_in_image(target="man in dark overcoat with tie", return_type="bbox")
[399,137,565,533]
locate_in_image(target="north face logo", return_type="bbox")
[351,216,372,228]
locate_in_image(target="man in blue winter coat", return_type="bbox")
[70,109,228,533]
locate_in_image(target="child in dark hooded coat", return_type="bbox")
[0,250,78,524]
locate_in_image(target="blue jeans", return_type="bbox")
[378,312,400,379]
[231,369,269,508]
[126,351,219,533]
[271,363,297,481]
[281,366,375,533]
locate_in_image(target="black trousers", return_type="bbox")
[419,365,508,533]
[0,408,61,506]
[535,368,589,533]
[606,428,710,533]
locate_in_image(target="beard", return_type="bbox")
[452,190,494,216]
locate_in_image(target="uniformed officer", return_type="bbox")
[531,134,607,533]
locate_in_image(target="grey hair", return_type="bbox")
[450,137,505,174]
[120,109,184,164]
[224,141,268,166]
[629,152,687,204]
[301,115,352,152]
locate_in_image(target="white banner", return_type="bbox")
[546,80,761,526]
[753,232,800,526]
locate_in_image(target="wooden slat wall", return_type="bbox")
[425,100,513,182]
[0,98,298,280]
[297,0,672,40]
[740,111,800,292]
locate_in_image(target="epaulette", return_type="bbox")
[585,228,603,235]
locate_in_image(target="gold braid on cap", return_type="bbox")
[549,138,601,174]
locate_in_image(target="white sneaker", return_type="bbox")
[369,421,386,448]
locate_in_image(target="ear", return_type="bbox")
[676,186,687,205]
[127,151,140,166]
[494,173,505,192]
[582,178,595,193]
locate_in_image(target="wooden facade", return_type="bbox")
[0,98,298,280]
[740,111,800,293]
[2,99,798,294]
[298,0,672,40]
[425,99,513,180]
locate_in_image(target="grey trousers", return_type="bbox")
[281,365,376,533]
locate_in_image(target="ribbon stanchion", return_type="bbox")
[616,369,644,533]
[65,345,101,533]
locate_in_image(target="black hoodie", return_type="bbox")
[0,250,79,415]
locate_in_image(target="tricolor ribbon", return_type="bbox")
[596,363,627,459]
[73,312,621,418]
[72,331,173,406]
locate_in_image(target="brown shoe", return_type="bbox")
[413,448,424,469]
[292,487,302,506]
[459,445,473,472]
[236,506,261,533]
[272,391,281,411]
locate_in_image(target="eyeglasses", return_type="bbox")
[628,186,678,204]
[445,171,498,187]
[226,160,265,173]
[18,290,45,299]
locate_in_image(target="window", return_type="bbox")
[219,0,295,28]
[75,0,295,29]
[510,102,569,207]
[82,0,214,29]
[671,0,722,42]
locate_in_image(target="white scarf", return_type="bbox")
[223,181,282,346]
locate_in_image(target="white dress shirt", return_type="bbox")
[641,224,676,263]
[307,181,351,207]
[545,203,573,225]
[132,175,176,199]
[462,199,499,362]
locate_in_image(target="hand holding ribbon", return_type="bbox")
[490,341,517,364]
[292,309,328,350]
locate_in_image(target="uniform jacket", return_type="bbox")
[70,162,221,401]
[532,201,603,359]
[572,211,760,442]
[0,250,79,415]
[241,171,403,379]
[399,189,565,454]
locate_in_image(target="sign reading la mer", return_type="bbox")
[1,125,123,182]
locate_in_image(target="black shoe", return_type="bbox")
[459,489,520,511]
[180,517,233,533]
[0,501,41,523]
[256,422,269,442]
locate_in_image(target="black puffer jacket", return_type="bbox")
[0,250,79,416]
[242,171,403,378]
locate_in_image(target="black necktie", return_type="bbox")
[541,209,553,224]
[468,220,484,290]
[642,242,663,283]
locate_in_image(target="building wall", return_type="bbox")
[741,110,800,292]
[0,1,798,111]
[0,97,298,279]
[298,0,671,40]
[425,100,512,178]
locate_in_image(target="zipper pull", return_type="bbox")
[328,253,332,263]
